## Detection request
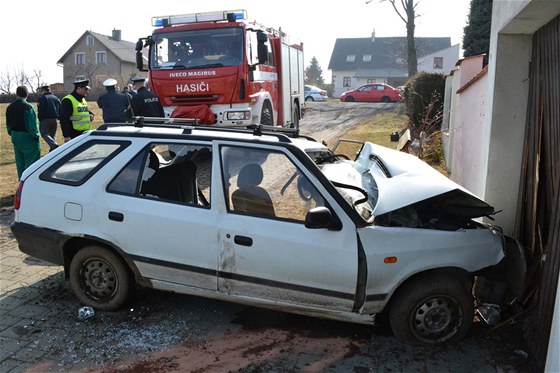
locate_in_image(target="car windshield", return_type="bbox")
[306,145,376,223]
[151,27,243,70]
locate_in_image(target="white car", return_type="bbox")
[11,120,525,344]
[304,85,328,102]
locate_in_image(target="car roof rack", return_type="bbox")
[95,117,298,143]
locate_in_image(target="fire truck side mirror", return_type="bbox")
[256,31,269,65]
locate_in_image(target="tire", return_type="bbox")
[389,274,473,344]
[289,106,300,129]
[345,96,355,102]
[305,96,314,102]
[260,101,273,126]
[69,245,133,311]
[381,96,392,103]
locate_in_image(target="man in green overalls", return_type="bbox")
[60,79,94,142]
[5,86,41,179]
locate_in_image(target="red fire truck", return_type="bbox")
[135,10,305,130]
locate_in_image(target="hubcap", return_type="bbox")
[411,296,462,343]
[82,259,117,300]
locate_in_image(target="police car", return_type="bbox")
[11,119,525,344]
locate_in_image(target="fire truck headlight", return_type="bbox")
[227,111,251,120]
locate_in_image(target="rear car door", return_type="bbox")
[215,142,359,312]
[98,141,218,291]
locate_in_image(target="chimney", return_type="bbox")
[371,29,376,43]
[112,29,121,41]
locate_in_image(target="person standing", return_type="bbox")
[130,77,165,118]
[37,84,61,151]
[5,86,41,179]
[60,79,94,142]
[97,78,130,123]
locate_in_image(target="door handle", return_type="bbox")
[108,211,124,222]
[234,235,253,247]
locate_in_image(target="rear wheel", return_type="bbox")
[381,96,392,103]
[345,96,355,102]
[289,106,300,129]
[260,101,273,126]
[69,245,132,311]
[389,274,473,344]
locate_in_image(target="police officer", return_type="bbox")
[130,77,165,117]
[97,78,130,123]
[60,79,94,142]
[5,86,41,179]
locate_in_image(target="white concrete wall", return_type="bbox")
[450,72,488,198]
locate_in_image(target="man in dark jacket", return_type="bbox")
[60,79,94,142]
[97,78,131,123]
[130,77,165,118]
[37,84,61,151]
[6,86,41,179]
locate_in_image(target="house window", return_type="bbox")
[75,53,85,65]
[86,35,94,47]
[343,77,351,87]
[346,55,355,62]
[363,54,372,62]
[367,79,376,84]
[433,57,443,69]
[96,51,107,65]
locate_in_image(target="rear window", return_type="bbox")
[40,140,130,185]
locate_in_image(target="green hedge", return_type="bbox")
[403,72,445,129]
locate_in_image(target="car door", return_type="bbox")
[215,142,359,312]
[355,85,373,102]
[97,141,219,291]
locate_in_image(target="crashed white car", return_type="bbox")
[11,121,525,344]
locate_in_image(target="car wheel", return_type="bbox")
[260,101,273,126]
[345,96,355,102]
[389,274,473,344]
[69,245,133,311]
[381,96,392,103]
[305,96,314,102]
[289,106,300,129]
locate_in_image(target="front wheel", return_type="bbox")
[69,245,133,311]
[260,101,273,126]
[345,96,355,102]
[389,274,473,344]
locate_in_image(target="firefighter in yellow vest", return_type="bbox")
[60,79,94,142]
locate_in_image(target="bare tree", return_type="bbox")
[368,0,419,77]
[0,67,16,94]
[32,68,46,93]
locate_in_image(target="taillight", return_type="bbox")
[14,181,23,210]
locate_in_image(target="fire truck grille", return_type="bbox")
[171,95,219,103]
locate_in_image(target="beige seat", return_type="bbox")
[231,163,275,218]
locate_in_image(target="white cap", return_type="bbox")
[103,78,118,87]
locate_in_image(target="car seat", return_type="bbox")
[231,163,275,217]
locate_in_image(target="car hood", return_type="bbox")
[326,142,494,219]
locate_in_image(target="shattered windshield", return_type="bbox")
[305,146,377,223]
[151,27,243,70]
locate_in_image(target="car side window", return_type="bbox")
[108,142,212,207]
[40,141,130,186]
[220,146,325,222]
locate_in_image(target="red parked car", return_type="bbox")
[340,83,402,103]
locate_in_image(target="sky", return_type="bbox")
[0,0,471,87]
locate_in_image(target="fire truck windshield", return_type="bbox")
[151,27,243,70]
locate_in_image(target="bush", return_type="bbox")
[403,72,446,129]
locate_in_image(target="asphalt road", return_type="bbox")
[0,103,536,372]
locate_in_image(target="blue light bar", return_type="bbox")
[152,9,247,27]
